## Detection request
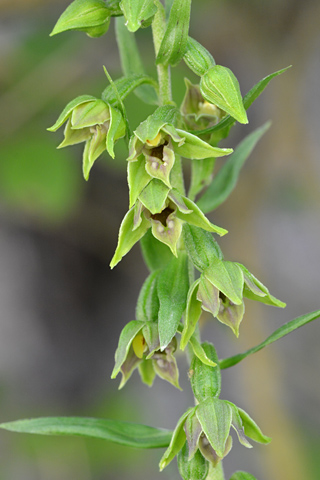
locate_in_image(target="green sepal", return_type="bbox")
[197,275,220,317]
[110,208,150,268]
[184,408,202,459]
[237,407,271,444]
[220,310,320,370]
[237,263,286,308]
[230,472,258,480]
[197,122,271,213]
[190,342,221,402]
[203,258,244,305]
[183,36,215,76]
[136,271,160,322]
[82,126,106,180]
[177,441,209,480]
[120,0,157,32]
[183,224,223,272]
[139,179,170,214]
[152,344,181,390]
[111,320,145,379]
[0,417,173,449]
[156,0,191,67]
[200,66,248,124]
[102,74,158,107]
[71,99,110,129]
[180,279,202,350]
[140,229,174,272]
[106,106,126,158]
[48,95,97,132]
[226,402,252,449]
[132,106,179,146]
[196,398,232,458]
[138,358,156,387]
[143,322,161,356]
[115,17,158,105]
[50,0,111,37]
[159,407,195,471]
[128,156,152,208]
[216,298,245,338]
[176,197,228,236]
[158,253,189,349]
[189,158,216,201]
[173,129,233,159]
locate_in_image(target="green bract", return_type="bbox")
[120,0,157,32]
[48,96,125,180]
[50,0,111,37]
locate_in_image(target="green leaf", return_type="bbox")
[0,417,172,449]
[178,442,209,480]
[102,74,158,107]
[120,0,157,32]
[48,95,97,132]
[111,320,145,378]
[156,0,191,67]
[50,0,111,37]
[193,67,290,137]
[196,398,232,458]
[158,253,189,349]
[176,197,228,236]
[190,342,221,402]
[127,156,152,208]
[139,179,170,214]
[237,408,271,444]
[230,472,258,480]
[159,408,194,470]
[220,310,320,369]
[110,207,150,268]
[140,229,174,272]
[200,66,248,124]
[203,258,244,305]
[115,17,158,105]
[173,129,233,159]
[183,36,215,76]
[183,224,223,272]
[136,271,160,322]
[197,122,271,213]
[180,279,202,350]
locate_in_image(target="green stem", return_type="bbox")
[206,462,226,480]
[152,0,172,105]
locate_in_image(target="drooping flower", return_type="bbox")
[48,95,125,179]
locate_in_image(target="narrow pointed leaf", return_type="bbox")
[156,0,191,67]
[183,224,223,273]
[190,342,220,402]
[110,208,149,268]
[200,66,248,124]
[173,129,233,159]
[230,472,258,480]
[203,258,244,305]
[237,408,271,444]
[115,17,158,105]
[0,417,172,449]
[196,398,232,458]
[183,36,215,76]
[159,408,194,470]
[111,320,145,378]
[197,122,271,213]
[220,310,320,369]
[140,229,174,272]
[120,0,157,32]
[192,67,290,137]
[158,253,189,349]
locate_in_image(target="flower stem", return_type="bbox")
[152,0,172,105]
[207,462,225,480]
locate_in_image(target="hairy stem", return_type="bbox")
[207,462,225,480]
[152,0,172,105]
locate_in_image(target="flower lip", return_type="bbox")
[150,206,175,227]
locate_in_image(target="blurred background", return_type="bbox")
[0,0,320,479]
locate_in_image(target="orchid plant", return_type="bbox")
[1,1,319,479]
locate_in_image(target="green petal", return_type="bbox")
[111,320,145,379]
[106,106,126,158]
[197,275,220,317]
[139,179,170,214]
[180,279,202,350]
[128,156,152,208]
[203,258,244,305]
[138,359,156,387]
[47,95,97,131]
[58,120,91,148]
[71,99,110,129]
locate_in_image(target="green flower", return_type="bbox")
[48,95,125,179]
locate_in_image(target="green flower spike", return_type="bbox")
[127,105,233,207]
[48,95,125,180]
[110,183,228,269]
[181,79,225,131]
[111,320,181,389]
